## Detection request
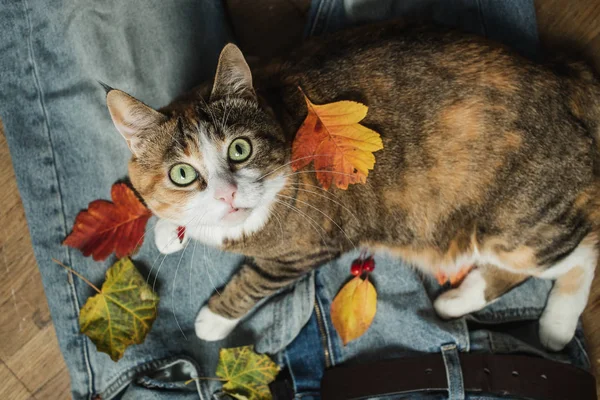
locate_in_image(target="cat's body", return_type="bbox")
[107,22,600,351]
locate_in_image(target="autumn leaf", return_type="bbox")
[216,345,280,400]
[331,276,377,345]
[77,258,159,361]
[291,90,383,190]
[63,182,152,261]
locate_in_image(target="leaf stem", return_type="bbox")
[51,258,101,293]
[185,377,228,385]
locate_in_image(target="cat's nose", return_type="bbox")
[214,183,237,207]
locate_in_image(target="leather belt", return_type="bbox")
[320,353,597,399]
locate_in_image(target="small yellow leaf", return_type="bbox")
[217,345,280,400]
[291,89,384,190]
[330,276,377,345]
[79,258,159,361]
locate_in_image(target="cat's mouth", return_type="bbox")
[221,207,252,225]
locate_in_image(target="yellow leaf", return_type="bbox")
[78,258,159,361]
[216,345,280,400]
[291,89,384,190]
[330,276,377,345]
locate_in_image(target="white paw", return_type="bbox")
[154,218,188,254]
[194,305,240,341]
[434,269,487,319]
[539,298,578,351]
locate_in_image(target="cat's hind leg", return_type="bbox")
[538,237,597,351]
[434,265,528,319]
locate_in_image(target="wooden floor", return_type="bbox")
[0,1,599,399]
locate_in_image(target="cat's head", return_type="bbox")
[106,44,289,238]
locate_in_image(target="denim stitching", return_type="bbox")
[21,0,95,397]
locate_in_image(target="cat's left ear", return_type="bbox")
[210,44,256,102]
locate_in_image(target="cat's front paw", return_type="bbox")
[154,219,188,254]
[194,306,240,341]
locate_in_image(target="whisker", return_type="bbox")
[269,207,286,247]
[273,199,329,248]
[277,194,356,250]
[189,232,199,309]
[255,154,335,182]
[197,93,219,130]
[288,181,341,200]
[202,228,221,296]
[281,170,362,180]
[170,231,193,340]
[286,186,359,222]
[187,209,210,308]
[147,213,201,287]
[221,97,234,129]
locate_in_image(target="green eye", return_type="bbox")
[169,163,198,186]
[228,138,252,162]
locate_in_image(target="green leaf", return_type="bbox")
[216,345,280,400]
[79,258,159,361]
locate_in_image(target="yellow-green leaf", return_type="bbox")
[330,276,377,345]
[79,258,159,361]
[216,345,280,400]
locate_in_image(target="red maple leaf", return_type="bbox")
[63,183,152,261]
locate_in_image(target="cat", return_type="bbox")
[105,22,600,351]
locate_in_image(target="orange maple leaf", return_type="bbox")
[291,90,384,190]
[63,183,152,261]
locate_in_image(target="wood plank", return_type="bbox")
[0,362,33,400]
[5,324,67,393]
[33,366,72,400]
[0,259,52,361]
[0,127,39,310]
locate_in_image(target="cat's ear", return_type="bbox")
[105,88,166,155]
[210,44,255,102]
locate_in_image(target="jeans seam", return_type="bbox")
[21,0,95,397]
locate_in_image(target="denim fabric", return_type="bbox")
[1,2,313,399]
[0,0,591,400]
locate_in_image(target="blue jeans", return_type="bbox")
[0,0,591,399]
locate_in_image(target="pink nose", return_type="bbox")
[214,183,237,206]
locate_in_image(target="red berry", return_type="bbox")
[350,260,363,276]
[363,257,375,272]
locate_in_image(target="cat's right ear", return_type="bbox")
[105,88,166,155]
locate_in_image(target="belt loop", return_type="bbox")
[441,343,465,400]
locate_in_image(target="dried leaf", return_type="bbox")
[330,276,377,345]
[216,345,280,400]
[63,182,152,261]
[79,258,159,361]
[291,90,384,189]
